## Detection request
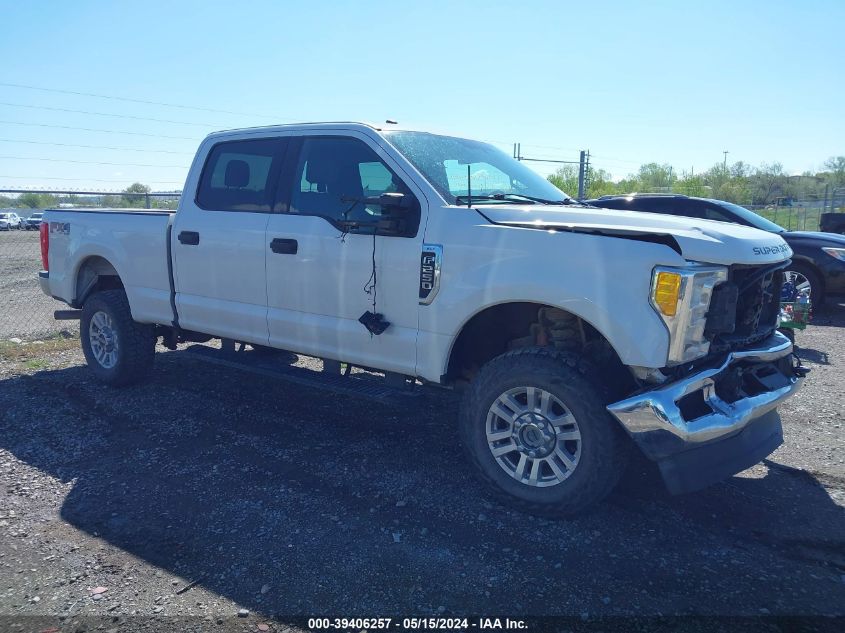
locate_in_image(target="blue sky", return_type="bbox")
[0,0,842,192]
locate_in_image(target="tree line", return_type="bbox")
[549,156,845,206]
[4,155,845,211]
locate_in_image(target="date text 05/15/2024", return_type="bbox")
[306,618,528,630]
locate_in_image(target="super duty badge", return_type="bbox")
[753,243,791,256]
[419,244,443,305]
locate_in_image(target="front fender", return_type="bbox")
[416,224,685,381]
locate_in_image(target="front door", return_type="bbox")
[172,137,287,344]
[265,132,426,375]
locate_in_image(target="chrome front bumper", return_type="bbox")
[607,331,802,462]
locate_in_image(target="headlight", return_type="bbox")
[650,264,728,365]
[822,247,845,262]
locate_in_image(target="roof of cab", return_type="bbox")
[203,121,412,142]
[199,121,481,143]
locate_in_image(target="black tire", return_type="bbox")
[80,290,156,386]
[460,347,631,517]
[785,262,824,307]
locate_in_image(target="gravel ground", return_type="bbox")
[0,302,843,632]
[0,229,76,340]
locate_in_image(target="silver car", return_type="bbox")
[0,212,23,230]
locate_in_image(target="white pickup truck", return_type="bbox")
[38,122,804,515]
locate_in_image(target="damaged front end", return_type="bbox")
[608,332,804,494]
[607,259,807,495]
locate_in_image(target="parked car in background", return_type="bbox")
[23,212,44,230]
[820,213,845,235]
[589,194,845,305]
[0,212,23,230]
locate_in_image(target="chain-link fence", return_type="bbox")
[0,226,71,340]
[748,204,825,231]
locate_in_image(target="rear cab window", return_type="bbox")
[196,138,287,212]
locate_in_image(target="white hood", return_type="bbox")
[476,204,792,266]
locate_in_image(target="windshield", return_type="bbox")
[714,200,785,233]
[383,131,570,204]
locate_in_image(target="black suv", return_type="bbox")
[589,194,845,305]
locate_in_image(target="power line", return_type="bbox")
[0,138,194,155]
[513,141,584,153]
[0,155,188,169]
[0,101,223,127]
[0,120,199,140]
[0,81,285,120]
[517,157,581,164]
[0,175,184,184]
[589,155,646,166]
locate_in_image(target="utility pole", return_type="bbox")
[577,150,586,201]
[723,151,729,169]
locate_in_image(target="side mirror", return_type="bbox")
[342,192,416,236]
[363,192,408,211]
[375,193,414,235]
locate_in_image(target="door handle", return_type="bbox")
[178,231,200,245]
[270,238,298,254]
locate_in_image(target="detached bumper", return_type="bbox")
[607,331,803,494]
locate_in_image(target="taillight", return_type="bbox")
[39,222,49,271]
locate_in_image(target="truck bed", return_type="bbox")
[40,208,175,326]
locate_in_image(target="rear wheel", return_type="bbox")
[460,347,630,517]
[81,290,156,386]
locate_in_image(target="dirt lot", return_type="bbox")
[0,302,844,632]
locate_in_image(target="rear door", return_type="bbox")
[264,132,426,374]
[171,137,288,344]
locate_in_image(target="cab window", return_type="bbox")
[196,138,286,212]
[288,136,419,236]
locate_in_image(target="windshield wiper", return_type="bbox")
[454,193,573,205]
[492,193,573,205]
[454,194,533,205]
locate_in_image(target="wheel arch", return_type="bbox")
[444,300,633,393]
[73,255,125,308]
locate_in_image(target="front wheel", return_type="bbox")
[460,347,630,517]
[81,290,156,386]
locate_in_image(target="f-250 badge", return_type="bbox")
[419,244,443,305]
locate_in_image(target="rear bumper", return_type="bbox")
[38,270,50,296]
[607,331,802,492]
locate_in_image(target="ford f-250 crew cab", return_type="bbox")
[38,122,805,516]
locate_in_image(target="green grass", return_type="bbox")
[756,207,823,232]
[24,358,50,370]
[0,332,79,362]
